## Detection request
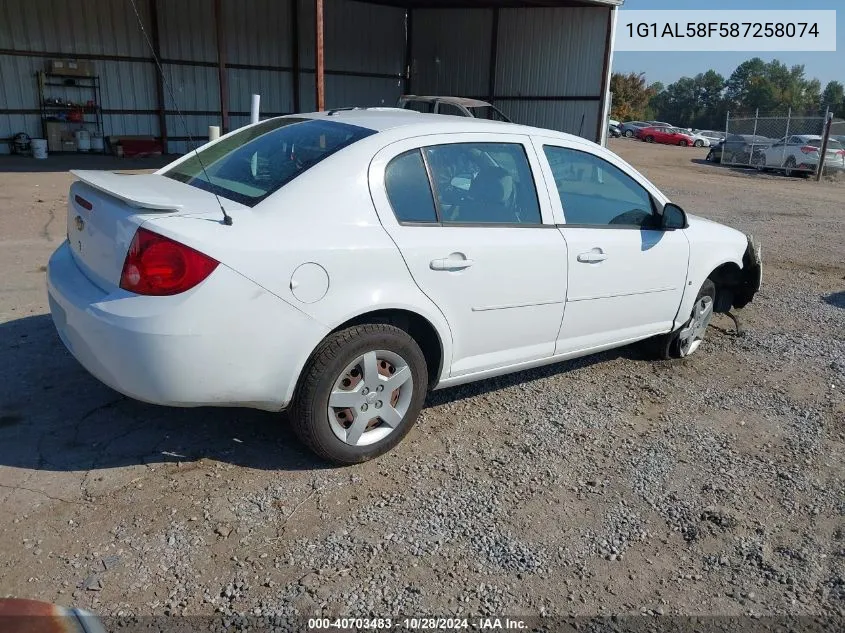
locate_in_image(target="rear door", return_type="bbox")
[533,138,690,353]
[368,133,567,377]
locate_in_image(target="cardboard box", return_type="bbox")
[61,140,76,152]
[48,59,94,77]
[44,121,65,152]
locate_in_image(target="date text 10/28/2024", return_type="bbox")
[308,618,527,630]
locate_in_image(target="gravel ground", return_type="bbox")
[0,142,842,622]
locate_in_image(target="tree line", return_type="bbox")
[610,58,844,130]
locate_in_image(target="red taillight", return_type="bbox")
[800,145,819,154]
[120,228,219,296]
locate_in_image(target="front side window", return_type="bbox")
[163,118,376,206]
[543,146,658,229]
[424,142,542,225]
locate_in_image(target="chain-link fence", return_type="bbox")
[721,110,844,179]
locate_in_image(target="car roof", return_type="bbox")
[400,95,493,108]
[297,109,586,143]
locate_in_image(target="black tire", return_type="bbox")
[289,324,428,465]
[645,135,655,143]
[624,130,634,138]
[694,140,704,147]
[783,156,797,177]
[650,279,716,360]
[678,140,689,147]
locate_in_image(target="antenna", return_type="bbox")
[128,0,233,226]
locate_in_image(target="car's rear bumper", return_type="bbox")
[47,241,328,411]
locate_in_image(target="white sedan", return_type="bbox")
[47,110,761,464]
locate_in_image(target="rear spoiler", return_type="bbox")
[71,170,185,211]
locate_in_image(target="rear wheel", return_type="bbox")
[678,140,689,147]
[624,130,634,138]
[290,324,428,464]
[652,280,716,360]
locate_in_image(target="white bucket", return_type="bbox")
[31,138,48,159]
[75,129,91,152]
[90,134,104,152]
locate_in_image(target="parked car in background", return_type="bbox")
[47,110,761,464]
[609,124,622,138]
[646,120,674,128]
[636,126,697,146]
[397,95,511,122]
[618,121,649,137]
[753,134,845,176]
[685,131,712,148]
[713,134,775,165]
[695,130,726,145]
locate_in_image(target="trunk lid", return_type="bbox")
[66,171,244,291]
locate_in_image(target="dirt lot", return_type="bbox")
[0,142,843,624]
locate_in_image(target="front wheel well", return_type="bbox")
[330,309,444,387]
[707,262,743,313]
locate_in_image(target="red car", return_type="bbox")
[636,126,696,146]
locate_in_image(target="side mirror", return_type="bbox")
[662,203,687,230]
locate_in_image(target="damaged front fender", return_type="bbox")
[733,235,762,309]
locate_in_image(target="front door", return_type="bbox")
[369,133,567,377]
[535,141,690,354]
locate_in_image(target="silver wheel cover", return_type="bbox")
[677,295,714,357]
[327,350,414,447]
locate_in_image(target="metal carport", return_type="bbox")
[0,0,621,154]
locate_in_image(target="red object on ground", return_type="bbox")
[119,139,163,157]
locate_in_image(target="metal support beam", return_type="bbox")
[315,0,325,111]
[214,0,229,132]
[291,0,301,113]
[148,0,167,147]
[404,8,413,95]
[487,8,499,103]
[595,6,615,143]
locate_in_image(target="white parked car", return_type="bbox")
[686,131,712,148]
[753,134,845,176]
[694,129,726,145]
[47,111,761,464]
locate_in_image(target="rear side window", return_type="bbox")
[403,100,434,114]
[384,150,437,223]
[424,142,542,225]
[163,118,376,207]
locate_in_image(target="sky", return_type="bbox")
[612,0,843,88]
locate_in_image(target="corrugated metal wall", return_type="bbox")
[0,0,611,154]
[411,6,610,140]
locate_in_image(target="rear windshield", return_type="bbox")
[808,139,843,149]
[469,106,510,122]
[163,118,376,206]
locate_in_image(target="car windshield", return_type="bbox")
[163,118,376,206]
[469,106,510,122]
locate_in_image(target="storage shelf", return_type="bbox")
[37,70,105,154]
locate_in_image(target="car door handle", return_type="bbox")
[577,251,608,264]
[430,257,474,271]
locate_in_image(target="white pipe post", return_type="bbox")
[250,94,261,125]
[208,126,221,142]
